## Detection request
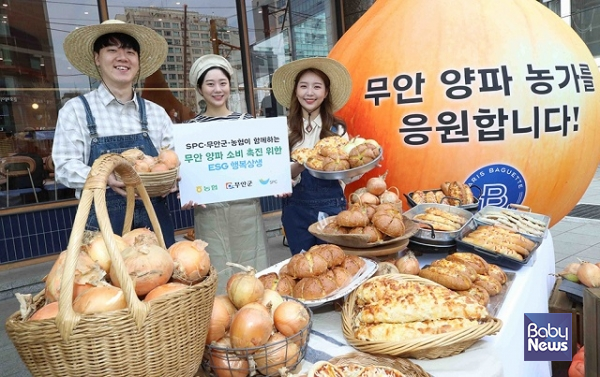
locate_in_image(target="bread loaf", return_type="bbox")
[446,252,489,274]
[486,264,507,285]
[418,266,472,290]
[431,258,477,282]
[456,285,490,306]
[287,251,329,278]
[473,274,502,296]
[309,244,346,268]
[259,272,296,296]
[293,270,338,300]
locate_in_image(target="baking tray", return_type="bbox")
[473,204,551,243]
[558,278,585,304]
[255,256,377,308]
[305,148,382,180]
[488,271,516,317]
[403,203,473,247]
[455,217,540,270]
[405,185,481,213]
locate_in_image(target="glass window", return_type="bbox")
[571,0,600,56]
[172,22,179,28]
[201,33,209,39]
[190,32,200,38]
[174,39,181,45]
[154,21,162,28]
[162,22,171,28]
[164,30,172,36]
[173,31,180,37]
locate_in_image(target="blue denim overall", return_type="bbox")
[281,170,346,254]
[79,94,176,247]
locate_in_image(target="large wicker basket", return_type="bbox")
[342,274,503,359]
[5,154,217,377]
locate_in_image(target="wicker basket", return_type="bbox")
[342,274,503,359]
[5,154,217,377]
[329,351,432,377]
[137,167,179,197]
[202,296,313,377]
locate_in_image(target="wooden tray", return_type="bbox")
[308,215,419,249]
[341,238,409,258]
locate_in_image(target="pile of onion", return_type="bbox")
[45,249,106,303]
[168,239,211,284]
[576,261,600,288]
[72,284,127,314]
[158,149,180,170]
[121,148,180,173]
[82,230,128,273]
[122,228,160,247]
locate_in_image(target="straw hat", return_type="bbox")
[272,57,352,111]
[189,54,235,87]
[63,20,168,80]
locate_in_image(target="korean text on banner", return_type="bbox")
[173,117,292,205]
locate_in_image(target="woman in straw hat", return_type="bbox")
[272,57,353,254]
[52,20,177,246]
[183,54,268,293]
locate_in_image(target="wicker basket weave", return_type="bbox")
[5,154,217,377]
[342,274,503,359]
[329,351,432,377]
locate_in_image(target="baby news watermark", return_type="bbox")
[524,313,572,361]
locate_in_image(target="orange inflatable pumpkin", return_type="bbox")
[330,0,600,225]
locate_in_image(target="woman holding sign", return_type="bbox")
[184,54,268,293]
[273,57,353,254]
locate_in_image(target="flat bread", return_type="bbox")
[354,280,489,324]
[310,361,345,377]
[355,279,451,305]
[291,147,314,164]
[354,318,480,341]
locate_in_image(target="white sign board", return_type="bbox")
[173,117,292,205]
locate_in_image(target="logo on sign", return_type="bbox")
[466,164,526,209]
[259,178,270,185]
[524,313,572,361]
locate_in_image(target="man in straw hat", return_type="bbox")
[52,20,177,246]
[272,57,356,254]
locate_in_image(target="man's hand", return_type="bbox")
[107,172,127,197]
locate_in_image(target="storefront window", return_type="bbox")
[0,0,100,208]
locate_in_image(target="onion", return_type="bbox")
[273,300,310,337]
[168,239,211,284]
[121,228,160,247]
[45,250,106,303]
[206,295,238,344]
[209,337,249,377]
[229,303,274,349]
[260,289,284,316]
[375,261,399,276]
[253,332,300,375]
[158,149,180,170]
[350,188,368,203]
[226,263,265,309]
[557,262,582,283]
[366,173,387,196]
[29,302,59,321]
[379,186,401,204]
[83,231,128,273]
[576,262,600,288]
[143,282,188,302]
[151,162,170,172]
[133,159,151,172]
[109,244,174,296]
[395,250,421,275]
[72,285,127,314]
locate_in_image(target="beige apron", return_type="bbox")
[194,198,269,294]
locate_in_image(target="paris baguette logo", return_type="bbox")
[524,313,572,361]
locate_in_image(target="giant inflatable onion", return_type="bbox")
[330,0,600,225]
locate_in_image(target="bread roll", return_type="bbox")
[486,263,507,285]
[473,274,502,296]
[418,266,472,290]
[446,252,489,274]
[293,270,337,300]
[308,244,346,268]
[287,251,329,278]
[456,285,490,306]
[341,255,365,275]
[432,258,477,281]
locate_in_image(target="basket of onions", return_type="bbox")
[5,154,217,377]
[120,147,180,197]
[202,263,313,377]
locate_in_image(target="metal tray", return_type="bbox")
[305,148,382,180]
[473,204,551,243]
[403,203,473,247]
[488,271,516,317]
[455,217,540,270]
[405,185,481,213]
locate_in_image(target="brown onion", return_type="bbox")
[206,295,237,344]
[29,302,59,321]
[83,231,128,273]
[273,300,310,337]
[577,262,600,288]
[209,337,248,377]
[229,303,273,349]
[226,263,265,309]
[143,282,188,302]
[151,162,169,172]
[72,285,127,314]
[366,174,387,196]
[168,239,211,284]
[45,250,106,303]
[261,289,284,317]
[133,159,151,172]
[379,186,401,204]
[395,250,421,275]
[253,332,300,375]
[121,228,160,247]
[375,261,399,276]
[109,244,174,296]
[158,149,180,170]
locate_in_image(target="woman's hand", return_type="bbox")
[180,199,206,210]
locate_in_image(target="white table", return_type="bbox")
[299,232,557,377]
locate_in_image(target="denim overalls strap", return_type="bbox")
[78,94,175,246]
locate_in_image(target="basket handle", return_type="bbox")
[56,154,163,341]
